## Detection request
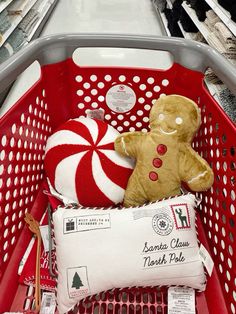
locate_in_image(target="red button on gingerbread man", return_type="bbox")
[152,157,163,168]
[157,144,167,155]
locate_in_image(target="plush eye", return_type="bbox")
[175,117,183,125]
[158,113,165,121]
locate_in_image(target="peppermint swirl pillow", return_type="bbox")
[44,117,134,207]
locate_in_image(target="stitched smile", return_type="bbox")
[159,127,177,135]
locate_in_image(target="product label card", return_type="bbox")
[199,243,214,276]
[168,287,195,314]
[63,214,111,234]
[40,225,54,252]
[106,84,136,113]
[67,266,90,299]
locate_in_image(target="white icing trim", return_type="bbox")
[159,127,177,135]
[121,137,129,156]
[188,171,207,184]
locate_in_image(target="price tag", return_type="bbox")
[86,108,105,120]
[39,292,56,314]
[168,287,195,314]
[106,84,136,113]
[40,225,54,252]
[199,244,214,276]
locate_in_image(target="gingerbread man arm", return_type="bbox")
[179,143,214,191]
[114,132,145,158]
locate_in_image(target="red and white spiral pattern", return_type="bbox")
[44,117,133,207]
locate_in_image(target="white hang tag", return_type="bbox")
[39,292,56,314]
[40,225,54,252]
[18,236,35,275]
[46,178,79,206]
[168,287,195,314]
[199,244,214,276]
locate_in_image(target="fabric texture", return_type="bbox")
[207,32,236,60]
[44,117,134,207]
[207,32,227,54]
[115,95,214,207]
[204,11,236,53]
[18,9,39,35]
[205,68,222,84]
[191,32,206,43]
[53,194,206,314]
[7,0,30,15]
[214,22,236,51]
[219,87,236,122]
[0,9,11,34]
[7,28,25,51]
[206,10,221,25]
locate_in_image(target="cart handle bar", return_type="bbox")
[0,33,235,94]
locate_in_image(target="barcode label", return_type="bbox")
[39,292,56,314]
[168,287,195,314]
[45,295,52,307]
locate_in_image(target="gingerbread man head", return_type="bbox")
[149,94,201,143]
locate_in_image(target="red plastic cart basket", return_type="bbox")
[0,34,236,314]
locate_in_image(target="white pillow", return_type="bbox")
[53,194,206,313]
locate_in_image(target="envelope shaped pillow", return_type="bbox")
[53,194,206,313]
[44,117,134,207]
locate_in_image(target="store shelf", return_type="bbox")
[177,21,192,40]
[204,79,222,103]
[160,1,192,39]
[27,0,57,41]
[0,15,21,46]
[205,0,236,37]
[166,0,173,9]
[182,2,210,42]
[160,12,171,36]
[0,0,38,47]
[0,0,14,13]
[152,3,171,37]
[8,0,38,17]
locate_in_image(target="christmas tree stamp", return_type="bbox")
[67,266,90,298]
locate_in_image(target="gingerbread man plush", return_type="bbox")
[115,94,214,207]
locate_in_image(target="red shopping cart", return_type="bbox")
[0,34,235,313]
